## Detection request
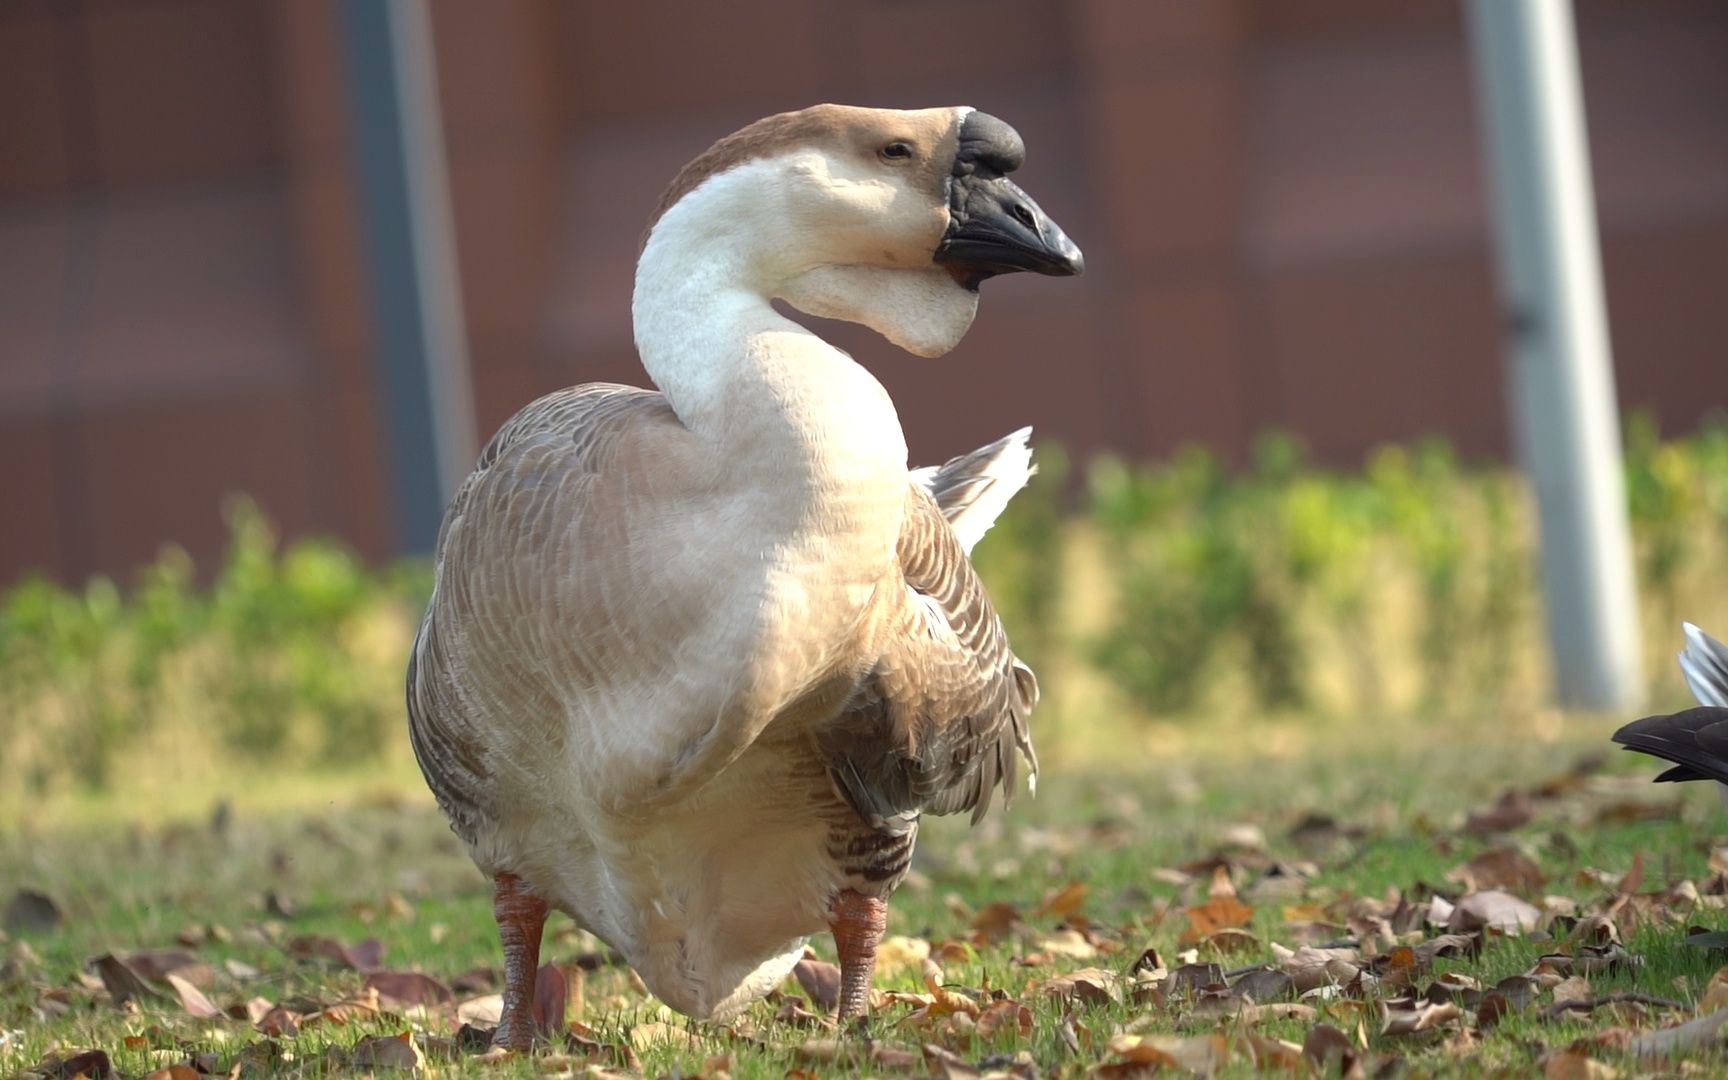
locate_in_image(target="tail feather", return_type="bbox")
[912,427,1035,556]
[1680,622,1728,707]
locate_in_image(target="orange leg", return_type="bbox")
[492,872,549,1051]
[828,890,887,1022]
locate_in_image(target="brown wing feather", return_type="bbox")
[407,383,675,843]
[821,486,1039,833]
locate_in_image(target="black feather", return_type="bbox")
[1612,706,1728,786]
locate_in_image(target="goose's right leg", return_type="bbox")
[492,872,549,1050]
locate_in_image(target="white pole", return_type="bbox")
[1465,0,1642,710]
[342,0,477,551]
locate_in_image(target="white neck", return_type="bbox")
[632,163,909,476]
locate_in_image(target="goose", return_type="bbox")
[1612,623,1728,806]
[407,104,1083,1047]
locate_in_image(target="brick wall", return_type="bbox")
[3,0,1726,585]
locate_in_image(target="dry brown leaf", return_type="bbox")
[4,890,62,935]
[364,970,455,1010]
[256,1005,301,1036]
[1036,928,1098,959]
[792,957,841,1012]
[1702,966,1728,1013]
[921,1043,981,1080]
[1543,1049,1620,1080]
[285,934,384,971]
[1449,847,1545,894]
[1107,1032,1232,1073]
[976,998,1033,1040]
[140,1066,201,1080]
[1300,1024,1355,1072]
[971,902,1021,944]
[1231,966,1294,1004]
[121,950,203,984]
[1551,975,1592,1006]
[1208,863,1239,899]
[1040,967,1118,1006]
[1037,881,1090,920]
[1271,943,1361,991]
[1451,890,1541,933]
[532,961,567,1036]
[877,935,932,973]
[456,993,502,1026]
[349,1031,424,1072]
[1464,792,1535,835]
[90,953,163,1006]
[1238,1002,1317,1026]
[165,973,220,1020]
[1180,894,1254,946]
[1240,1032,1304,1070]
[34,1050,114,1080]
[630,1021,703,1051]
[1381,997,1462,1035]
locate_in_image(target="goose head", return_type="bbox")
[639,104,1083,358]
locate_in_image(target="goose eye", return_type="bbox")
[880,141,914,162]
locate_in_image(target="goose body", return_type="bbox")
[407,104,1081,1039]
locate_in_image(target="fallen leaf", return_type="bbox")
[1230,966,1294,1003]
[1036,881,1090,920]
[1552,976,1592,1006]
[1272,943,1361,990]
[348,1031,424,1072]
[1107,1032,1232,1073]
[1035,928,1098,959]
[1381,997,1462,1035]
[121,950,203,984]
[533,962,567,1036]
[4,890,62,934]
[33,1050,114,1080]
[975,998,1032,1040]
[1236,1033,1301,1070]
[1543,1049,1620,1079]
[1040,967,1118,1006]
[285,934,383,971]
[1449,847,1545,894]
[1464,792,1534,835]
[90,953,163,1006]
[971,902,1021,944]
[1450,890,1540,933]
[140,1067,201,1080]
[1703,966,1728,1013]
[922,1042,980,1080]
[256,1005,301,1036]
[1179,894,1254,947]
[166,973,220,1019]
[877,935,932,973]
[357,970,452,1011]
[630,1021,702,1051]
[792,957,841,1012]
[1301,1024,1355,1073]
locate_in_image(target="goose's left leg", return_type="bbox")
[829,890,887,1021]
[492,872,549,1050]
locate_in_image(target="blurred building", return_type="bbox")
[4,0,1727,585]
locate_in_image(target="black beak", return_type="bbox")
[933,112,1084,290]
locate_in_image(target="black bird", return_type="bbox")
[1612,624,1728,797]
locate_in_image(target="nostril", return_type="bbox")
[1010,203,1037,230]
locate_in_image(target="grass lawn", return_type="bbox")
[4,701,1726,1078]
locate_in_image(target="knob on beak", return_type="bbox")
[932,111,1083,290]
